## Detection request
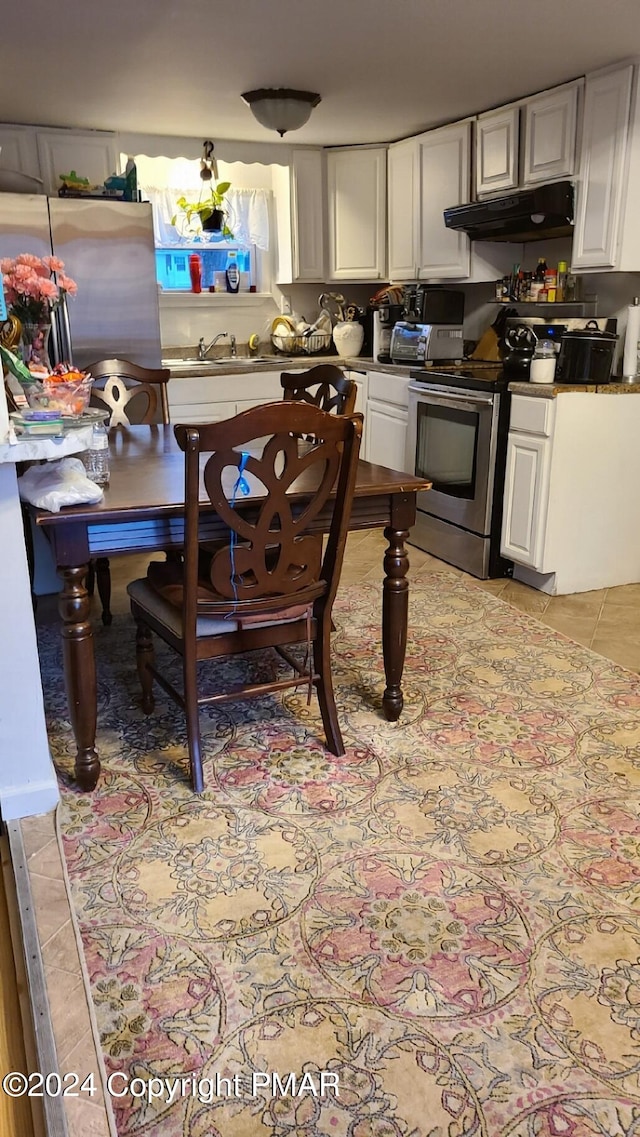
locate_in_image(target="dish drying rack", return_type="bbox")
[271,331,332,356]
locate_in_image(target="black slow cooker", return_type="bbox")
[555,321,618,384]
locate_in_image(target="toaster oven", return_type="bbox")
[390,321,464,365]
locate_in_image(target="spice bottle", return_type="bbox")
[544,268,557,302]
[556,261,568,303]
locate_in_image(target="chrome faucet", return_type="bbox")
[198,331,235,361]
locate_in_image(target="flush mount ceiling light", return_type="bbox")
[241,89,321,136]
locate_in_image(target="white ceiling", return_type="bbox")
[4,0,640,146]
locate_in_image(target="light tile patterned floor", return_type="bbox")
[20,532,640,1137]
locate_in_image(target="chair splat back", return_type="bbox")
[87,358,171,426]
[281,364,357,417]
[175,401,363,627]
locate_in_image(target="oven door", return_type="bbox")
[406,382,500,535]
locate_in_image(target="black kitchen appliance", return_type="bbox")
[503,325,537,381]
[374,302,404,362]
[555,321,619,384]
[360,305,375,356]
[502,322,568,381]
[402,286,465,325]
[443,181,574,242]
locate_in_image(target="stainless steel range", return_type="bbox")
[405,363,513,579]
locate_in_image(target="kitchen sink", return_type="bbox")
[162,356,296,370]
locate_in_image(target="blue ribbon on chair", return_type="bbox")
[228,452,250,612]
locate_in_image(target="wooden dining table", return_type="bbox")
[31,425,432,791]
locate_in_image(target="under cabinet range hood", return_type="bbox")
[443,181,574,242]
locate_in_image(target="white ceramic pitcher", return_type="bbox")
[332,320,364,357]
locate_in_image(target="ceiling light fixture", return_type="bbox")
[241,88,321,136]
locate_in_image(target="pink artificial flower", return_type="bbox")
[38,279,59,301]
[12,264,35,281]
[1,252,78,323]
[58,273,77,295]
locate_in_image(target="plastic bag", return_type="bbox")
[18,457,104,513]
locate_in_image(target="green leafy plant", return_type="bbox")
[171,182,234,236]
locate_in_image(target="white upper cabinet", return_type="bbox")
[36,129,119,197]
[387,139,419,280]
[388,120,512,283]
[326,146,387,281]
[416,120,472,279]
[521,80,581,186]
[290,149,325,281]
[571,63,634,271]
[0,125,42,185]
[274,149,325,283]
[476,106,520,196]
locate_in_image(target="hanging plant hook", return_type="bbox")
[200,140,218,182]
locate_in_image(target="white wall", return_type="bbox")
[0,457,59,819]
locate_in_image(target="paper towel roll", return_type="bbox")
[623,300,640,378]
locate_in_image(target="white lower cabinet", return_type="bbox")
[501,391,640,594]
[367,401,409,472]
[501,433,553,569]
[167,368,371,444]
[168,371,283,424]
[365,370,410,471]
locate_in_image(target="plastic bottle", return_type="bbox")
[534,257,548,283]
[124,158,138,202]
[225,251,240,294]
[189,253,202,294]
[529,340,557,384]
[84,421,110,486]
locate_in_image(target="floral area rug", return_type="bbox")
[40,574,640,1137]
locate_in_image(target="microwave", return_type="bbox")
[390,321,464,365]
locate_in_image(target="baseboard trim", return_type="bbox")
[5,821,68,1137]
[0,781,60,822]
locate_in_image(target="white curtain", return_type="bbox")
[135,156,270,250]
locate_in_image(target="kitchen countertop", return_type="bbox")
[161,353,414,379]
[508,381,640,397]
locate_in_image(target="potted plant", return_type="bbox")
[171,181,234,236]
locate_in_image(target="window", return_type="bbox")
[133,155,271,294]
[155,244,254,291]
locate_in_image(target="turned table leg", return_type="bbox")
[58,565,100,790]
[381,522,410,721]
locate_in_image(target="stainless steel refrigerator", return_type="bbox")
[0,193,162,368]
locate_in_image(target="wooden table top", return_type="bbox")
[34,425,432,528]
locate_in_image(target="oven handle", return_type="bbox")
[408,385,495,413]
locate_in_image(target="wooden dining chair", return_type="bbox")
[280,364,357,416]
[127,400,363,792]
[88,358,171,428]
[86,358,171,624]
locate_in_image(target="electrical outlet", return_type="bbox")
[280,294,292,315]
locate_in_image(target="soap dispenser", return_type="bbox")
[225,251,240,294]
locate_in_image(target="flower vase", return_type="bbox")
[20,320,52,371]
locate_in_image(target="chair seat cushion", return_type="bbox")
[127,578,311,640]
[147,558,219,607]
